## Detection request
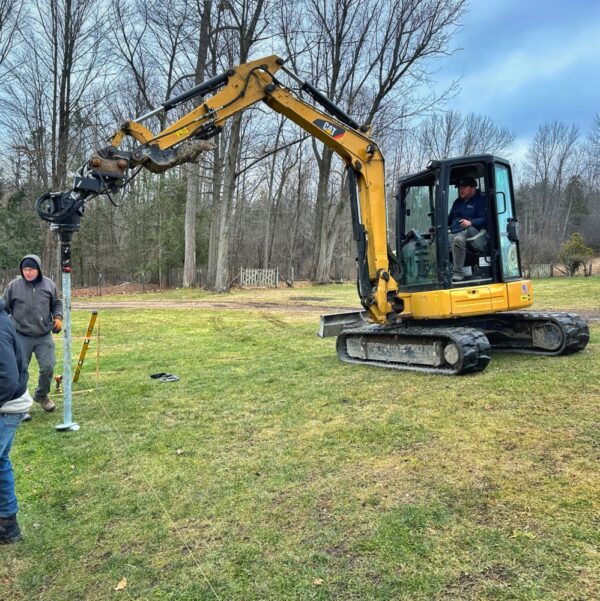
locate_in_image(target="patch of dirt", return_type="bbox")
[70,285,599,322]
[73,283,161,297]
[289,296,333,301]
[72,297,357,314]
[71,295,600,324]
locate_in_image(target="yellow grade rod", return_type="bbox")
[73,311,98,383]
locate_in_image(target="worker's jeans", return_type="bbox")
[0,413,24,517]
[17,332,56,398]
[449,226,479,276]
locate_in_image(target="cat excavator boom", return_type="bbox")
[36,55,589,374]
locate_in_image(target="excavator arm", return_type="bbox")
[37,55,401,323]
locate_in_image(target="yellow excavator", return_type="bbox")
[36,55,589,374]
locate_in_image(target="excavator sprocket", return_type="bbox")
[336,325,491,375]
[473,311,590,356]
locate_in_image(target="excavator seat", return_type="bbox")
[463,229,491,279]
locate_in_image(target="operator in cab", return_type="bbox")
[448,176,488,282]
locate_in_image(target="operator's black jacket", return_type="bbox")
[447,191,488,233]
[2,254,63,338]
[0,298,28,407]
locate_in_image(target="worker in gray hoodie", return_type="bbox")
[2,255,63,421]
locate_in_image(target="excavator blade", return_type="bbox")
[318,310,367,338]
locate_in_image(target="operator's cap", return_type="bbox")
[457,176,477,188]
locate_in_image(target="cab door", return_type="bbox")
[493,162,522,280]
[395,173,440,289]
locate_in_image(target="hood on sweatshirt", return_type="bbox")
[19,254,43,285]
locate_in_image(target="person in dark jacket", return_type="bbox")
[2,254,63,420]
[447,177,489,281]
[0,297,33,543]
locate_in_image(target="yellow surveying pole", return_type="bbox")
[73,311,98,383]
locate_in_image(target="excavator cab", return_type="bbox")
[395,154,522,292]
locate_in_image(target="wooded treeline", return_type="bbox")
[0,0,598,289]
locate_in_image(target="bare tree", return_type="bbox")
[2,0,108,186]
[526,121,579,226]
[183,0,213,287]
[518,121,581,264]
[279,0,466,281]
[207,0,269,292]
[0,0,23,80]
[576,114,600,250]
[284,143,314,276]
[0,0,110,279]
[418,110,514,159]
[43,0,108,187]
[418,110,463,158]
[586,113,600,184]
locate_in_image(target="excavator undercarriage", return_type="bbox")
[321,310,590,375]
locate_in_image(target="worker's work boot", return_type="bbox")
[35,395,56,412]
[0,515,22,544]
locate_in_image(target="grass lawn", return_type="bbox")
[73,276,600,313]
[2,278,599,600]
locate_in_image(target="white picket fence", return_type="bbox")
[240,267,279,287]
[527,264,553,278]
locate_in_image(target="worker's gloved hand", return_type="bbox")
[52,318,63,334]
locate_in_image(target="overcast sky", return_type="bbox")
[435,0,600,163]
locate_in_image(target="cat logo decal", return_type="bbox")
[314,119,345,139]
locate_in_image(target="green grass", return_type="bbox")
[2,279,599,600]
[529,277,600,312]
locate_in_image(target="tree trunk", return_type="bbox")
[287,148,305,275]
[213,115,243,291]
[183,164,200,286]
[262,125,282,268]
[183,0,212,287]
[207,139,224,286]
[311,147,334,281]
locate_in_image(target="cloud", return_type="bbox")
[506,137,531,183]
[471,24,600,100]
[436,15,600,137]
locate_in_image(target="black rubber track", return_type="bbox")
[336,325,491,375]
[481,311,590,355]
